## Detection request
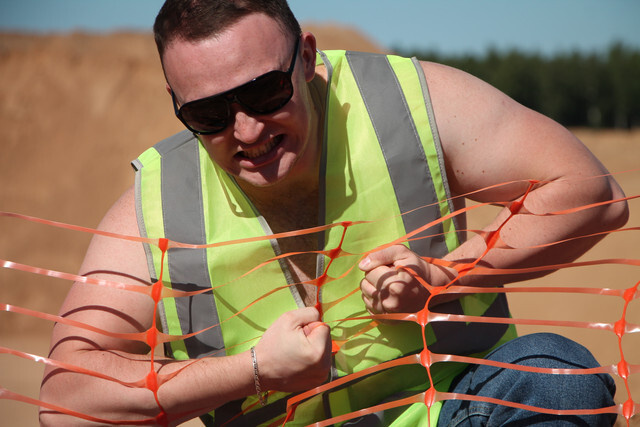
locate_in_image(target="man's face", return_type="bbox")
[162,13,319,188]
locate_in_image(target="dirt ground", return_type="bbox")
[0,27,638,426]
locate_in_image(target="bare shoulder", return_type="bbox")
[419,60,529,153]
[418,60,611,202]
[51,185,153,354]
[79,185,148,279]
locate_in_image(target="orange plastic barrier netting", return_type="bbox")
[1,175,639,426]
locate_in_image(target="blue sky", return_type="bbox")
[1,0,638,56]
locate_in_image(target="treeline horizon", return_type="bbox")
[397,42,640,129]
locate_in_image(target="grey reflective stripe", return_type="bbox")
[412,57,464,243]
[132,158,158,295]
[346,52,510,358]
[156,131,225,357]
[315,49,333,281]
[346,52,448,258]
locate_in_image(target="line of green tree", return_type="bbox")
[398,42,640,128]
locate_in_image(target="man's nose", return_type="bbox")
[232,109,265,144]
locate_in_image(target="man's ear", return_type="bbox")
[300,31,317,82]
[165,83,172,95]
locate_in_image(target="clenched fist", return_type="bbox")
[359,245,455,315]
[255,307,332,392]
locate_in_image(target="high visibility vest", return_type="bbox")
[132,50,516,426]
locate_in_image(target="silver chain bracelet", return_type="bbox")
[250,346,268,406]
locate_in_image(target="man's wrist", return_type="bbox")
[250,346,268,406]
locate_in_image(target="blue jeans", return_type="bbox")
[437,333,617,426]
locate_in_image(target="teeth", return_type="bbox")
[243,138,278,159]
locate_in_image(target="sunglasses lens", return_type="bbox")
[180,97,229,134]
[237,71,293,114]
[176,69,293,134]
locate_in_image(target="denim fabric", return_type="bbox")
[437,333,617,426]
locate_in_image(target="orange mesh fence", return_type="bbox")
[1,175,638,426]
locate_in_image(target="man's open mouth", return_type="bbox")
[239,135,282,159]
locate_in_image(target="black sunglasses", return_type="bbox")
[172,37,300,135]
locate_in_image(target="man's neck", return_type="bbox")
[237,169,318,212]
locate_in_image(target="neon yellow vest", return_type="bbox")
[133,50,516,426]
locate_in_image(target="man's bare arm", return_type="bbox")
[39,186,331,426]
[359,63,628,314]
[423,61,628,285]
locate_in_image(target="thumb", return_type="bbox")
[303,321,330,348]
[359,245,408,271]
[303,320,329,336]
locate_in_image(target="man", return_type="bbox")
[40,0,628,426]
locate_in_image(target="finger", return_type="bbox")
[302,321,328,336]
[288,306,321,326]
[363,291,385,315]
[381,298,400,313]
[304,322,331,349]
[386,281,405,298]
[359,278,377,299]
[358,244,410,272]
[361,292,375,313]
[363,264,396,291]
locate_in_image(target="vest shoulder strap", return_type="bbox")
[133,130,225,359]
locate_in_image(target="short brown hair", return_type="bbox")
[153,0,302,58]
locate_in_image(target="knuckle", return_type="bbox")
[282,310,295,320]
[387,282,405,296]
[383,300,400,312]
